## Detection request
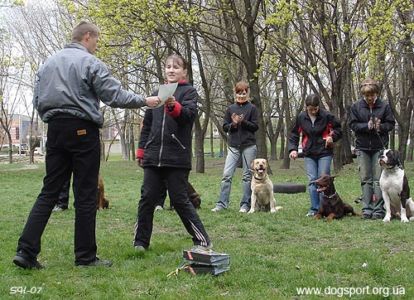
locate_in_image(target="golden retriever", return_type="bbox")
[249,158,281,213]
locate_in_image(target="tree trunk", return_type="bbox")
[407,112,414,161]
[280,31,291,169]
[209,121,215,158]
[129,121,135,161]
[192,31,211,173]
[7,132,13,164]
[100,130,105,162]
[194,116,205,173]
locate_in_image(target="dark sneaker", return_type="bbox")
[362,214,372,220]
[372,214,385,220]
[76,257,112,267]
[13,255,43,269]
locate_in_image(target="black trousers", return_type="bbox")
[56,178,71,209]
[134,167,210,248]
[16,118,100,264]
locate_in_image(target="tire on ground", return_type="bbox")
[273,183,306,194]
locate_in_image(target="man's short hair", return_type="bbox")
[72,21,100,42]
[360,78,380,95]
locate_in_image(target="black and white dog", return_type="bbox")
[379,149,414,223]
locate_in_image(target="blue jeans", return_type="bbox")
[304,155,332,213]
[216,145,257,209]
[356,150,384,216]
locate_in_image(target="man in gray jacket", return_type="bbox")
[13,21,160,269]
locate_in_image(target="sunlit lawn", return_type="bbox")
[1,156,413,299]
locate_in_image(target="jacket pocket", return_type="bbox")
[144,137,155,149]
[171,134,186,149]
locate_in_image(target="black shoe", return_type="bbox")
[371,214,384,220]
[76,257,112,267]
[362,214,372,220]
[13,255,43,269]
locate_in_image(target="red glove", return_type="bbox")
[136,148,144,167]
[165,101,182,118]
[136,148,144,159]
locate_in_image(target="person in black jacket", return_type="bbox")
[288,94,342,217]
[349,78,395,219]
[211,81,259,213]
[134,54,211,251]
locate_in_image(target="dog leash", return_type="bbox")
[374,130,387,151]
[374,129,404,167]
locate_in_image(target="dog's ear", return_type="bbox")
[250,159,256,170]
[390,150,398,158]
[391,150,400,166]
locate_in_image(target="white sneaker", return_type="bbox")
[52,206,66,212]
[191,243,213,252]
[211,207,222,212]
[134,245,146,252]
[239,207,248,213]
[155,205,163,211]
[306,211,316,217]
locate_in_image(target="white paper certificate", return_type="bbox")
[154,82,178,108]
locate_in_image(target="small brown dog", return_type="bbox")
[166,182,201,210]
[97,176,109,209]
[314,174,357,221]
[187,182,201,209]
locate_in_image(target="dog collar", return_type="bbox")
[324,192,337,199]
[254,175,265,181]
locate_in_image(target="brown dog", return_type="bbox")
[249,158,281,213]
[314,175,357,221]
[187,182,201,209]
[166,182,201,210]
[97,176,109,209]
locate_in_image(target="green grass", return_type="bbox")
[1,158,414,299]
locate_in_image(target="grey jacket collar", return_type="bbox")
[64,42,89,53]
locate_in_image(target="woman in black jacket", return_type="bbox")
[211,81,259,213]
[288,94,342,217]
[349,78,395,219]
[134,54,211,251]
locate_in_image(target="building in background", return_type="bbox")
[0,114,41,153]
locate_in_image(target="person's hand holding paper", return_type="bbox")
[153,82,178,108]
